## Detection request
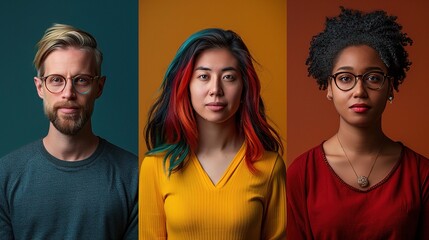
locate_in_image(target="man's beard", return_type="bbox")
[44,101,93,135]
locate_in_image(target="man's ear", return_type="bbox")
[34,77,44,99]
[96,76,106,98]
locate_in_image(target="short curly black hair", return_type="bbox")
[306,7,413,91]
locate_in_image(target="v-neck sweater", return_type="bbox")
[139,144,286,239]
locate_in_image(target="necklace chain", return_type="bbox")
[336,134,384,188]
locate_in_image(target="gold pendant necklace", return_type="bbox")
[336,134,384,188]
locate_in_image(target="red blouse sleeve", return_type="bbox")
[286,150,315,240]
[417,152,429,239]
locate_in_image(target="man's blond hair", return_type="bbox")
[34,23,103,76]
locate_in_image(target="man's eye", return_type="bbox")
[74,77,91,85]
[48,76,65,84]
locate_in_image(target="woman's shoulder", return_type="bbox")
[289,143,325,168]
[402,145,429,160]
[260,150,282,161]
[140,153,166,170]
[401,146,429,198]
[285,143,326,183]
[402,145,429,170]
[251,150,286,177]
[259,150,285,166]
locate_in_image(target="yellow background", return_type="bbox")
[139,0,287,162]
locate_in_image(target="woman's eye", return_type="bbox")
[223,75,235,81]
[338,76,352,82]
[198,74,208,80]
[365,74,383,83]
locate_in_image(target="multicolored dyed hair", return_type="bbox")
[145,28,283,174]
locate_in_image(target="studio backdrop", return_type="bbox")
[139,0,287,162]
[287,0,429,163]
[0,0,138,157]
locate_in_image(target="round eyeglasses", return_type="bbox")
[330,71,390,91]
[40,74,99,95]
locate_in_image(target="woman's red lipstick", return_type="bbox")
[350,103,371,113]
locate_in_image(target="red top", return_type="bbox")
[287,143,429,240]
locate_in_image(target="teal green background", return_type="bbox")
[0,0,138,157]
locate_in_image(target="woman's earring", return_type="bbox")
[388,95,393,103]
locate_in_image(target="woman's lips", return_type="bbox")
[350,104,371,113]
[206,102,226,111]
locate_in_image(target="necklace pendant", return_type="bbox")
[357,176,369,188]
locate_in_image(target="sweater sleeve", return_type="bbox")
[286,153,313,240]
[0,184,13,240]
[0,158,13,240]
[139,156,167,239]
[262,155,286,240]
[123,170,138,240]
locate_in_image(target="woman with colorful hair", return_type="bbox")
[139,28,285,239]
[287,7,429,239]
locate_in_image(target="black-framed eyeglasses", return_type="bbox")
[40,74,99,95]
[330,71,390,91]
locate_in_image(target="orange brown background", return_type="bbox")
[139,1,429,165]
[287,0,429,164]
[139,0,286,162]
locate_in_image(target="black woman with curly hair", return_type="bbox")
[287,7,429,239]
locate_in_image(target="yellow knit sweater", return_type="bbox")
[139,144,286,239]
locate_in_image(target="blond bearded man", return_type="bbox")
[0,24,137,240]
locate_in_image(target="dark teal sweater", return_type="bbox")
[0,138,138,240]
